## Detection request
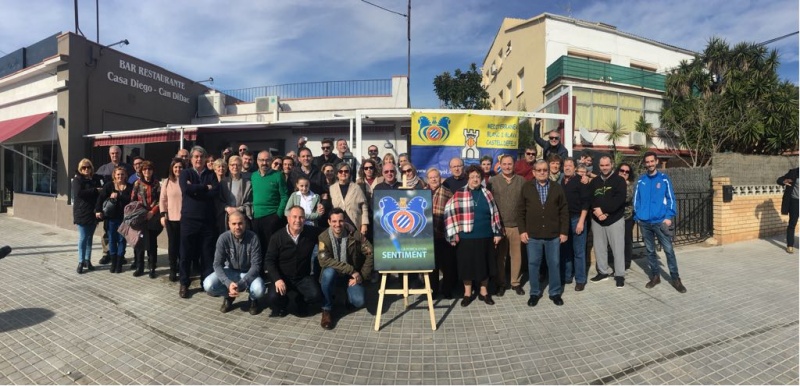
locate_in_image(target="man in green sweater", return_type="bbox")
[251,151,289,254]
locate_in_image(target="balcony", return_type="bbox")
[546,56,666,92]
[221,79,393,102]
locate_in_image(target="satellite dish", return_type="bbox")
[579,128,596,144]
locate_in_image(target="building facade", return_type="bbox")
[0,32,208,227]
[481,13,695,154]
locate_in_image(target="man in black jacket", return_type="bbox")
[264,206,322,317]
[312,139,341,170]
[587,155,627,288]
[532,119,568,162]
[178,146,220,298]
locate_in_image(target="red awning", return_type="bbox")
[92,129,197,147]
[0,112,52,143]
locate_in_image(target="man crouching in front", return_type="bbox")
[318,208,374,330]
[203,210,265,315]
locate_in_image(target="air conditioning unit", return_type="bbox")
[629,131,646,146]
[255,95,279,113]
[490,64,498,75]
[197,93,225,117]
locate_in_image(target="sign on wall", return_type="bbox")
[411,112,519,179]
[372,189,434,271]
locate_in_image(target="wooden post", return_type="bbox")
[374,270,436,331]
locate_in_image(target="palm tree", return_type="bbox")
[605,120,625,162]
[634,115,655,145]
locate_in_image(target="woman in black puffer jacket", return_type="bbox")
[71,158,103,274]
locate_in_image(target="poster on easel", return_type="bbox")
[372,189,434,271]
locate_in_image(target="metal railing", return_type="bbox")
[633,190,714,246]
[221,79,393,102]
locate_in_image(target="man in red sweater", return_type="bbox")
[514,145,537,181]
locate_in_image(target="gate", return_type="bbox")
[634,189,714,246]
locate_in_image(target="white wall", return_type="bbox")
[545,19,693,71]
[0,72,59,120]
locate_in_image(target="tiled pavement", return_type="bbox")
[0,214,796,384]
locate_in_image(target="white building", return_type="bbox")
[481,13,695,155]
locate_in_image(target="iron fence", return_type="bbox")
[221,79,393,102]
[633,189,714,246]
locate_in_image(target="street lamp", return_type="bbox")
[360,0,411,108]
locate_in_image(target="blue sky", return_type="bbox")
[1,0,797,108]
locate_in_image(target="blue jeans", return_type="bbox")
[561,215,588,284]
[639,221,680,280]
[526,237,562,297]
[320,267,365,311]
[202,268,265,300]
[77,223,97,263]
[106,219,126,257]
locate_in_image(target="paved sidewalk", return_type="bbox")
[0,214,796,384]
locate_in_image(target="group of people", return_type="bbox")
[70,122,690,330]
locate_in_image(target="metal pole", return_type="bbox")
[95,0,99,43]
[407,0,411,108]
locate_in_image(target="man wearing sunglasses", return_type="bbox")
[515,146,537,181]
[366,145,382,167]
[532,118,569,164]
[313,139,341,170]
[373,163,400,190]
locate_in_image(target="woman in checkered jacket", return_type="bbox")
[444,165,504,308]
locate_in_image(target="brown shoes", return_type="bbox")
[574,283,585,291]
[511,285,525,296]
[645,275,661,289]
[179,285,188,298]
[671,278,687,293]
[321,310,333,330]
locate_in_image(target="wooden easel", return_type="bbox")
[373,270,436,331]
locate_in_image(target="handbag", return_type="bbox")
[102,197,117,218]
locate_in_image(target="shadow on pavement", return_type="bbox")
[0,308,56,333]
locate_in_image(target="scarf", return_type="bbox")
[327,227,348,263]
[404,174,420,188]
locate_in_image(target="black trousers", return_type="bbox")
[788,198,799,247]
[266,276,322,312]
[179,220,215,286]
[165,220,181,273]
[433,238,456,295]
[252,214,282,256]
[134,229,160,269]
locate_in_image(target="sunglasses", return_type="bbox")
[321,146,331,150]
[383,170,396,174]
[402,169,413,174]
[525,152,536,156]
[338,170,350,174]
[364,166,375,171]
[619,169,630,174]
[80,166,91,170]
[368,150,378,154]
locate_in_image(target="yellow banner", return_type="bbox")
[411,112,519,149]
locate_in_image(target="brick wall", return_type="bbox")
[712,177,792,244]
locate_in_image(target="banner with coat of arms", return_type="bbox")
[411,112,519,179]
[372,189,435,271]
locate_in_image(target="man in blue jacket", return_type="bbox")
[634,152,686,293]
[178,146,220,298]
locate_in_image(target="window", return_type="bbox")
[505,41,512,56]
[567,50,611,63]
[517,69,524,95]
[23,143,57,195]
[573,88,664,132]
[506,81,512,105]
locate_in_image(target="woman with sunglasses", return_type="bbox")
[72,159,103,274]
[400,163,426,189]
[271,156,283,172]
[330,163,369,236]
[617,162,636,270]
[131,160,161,278]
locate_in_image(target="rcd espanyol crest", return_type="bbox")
[417,116,451,143]
[378,196,428,250]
